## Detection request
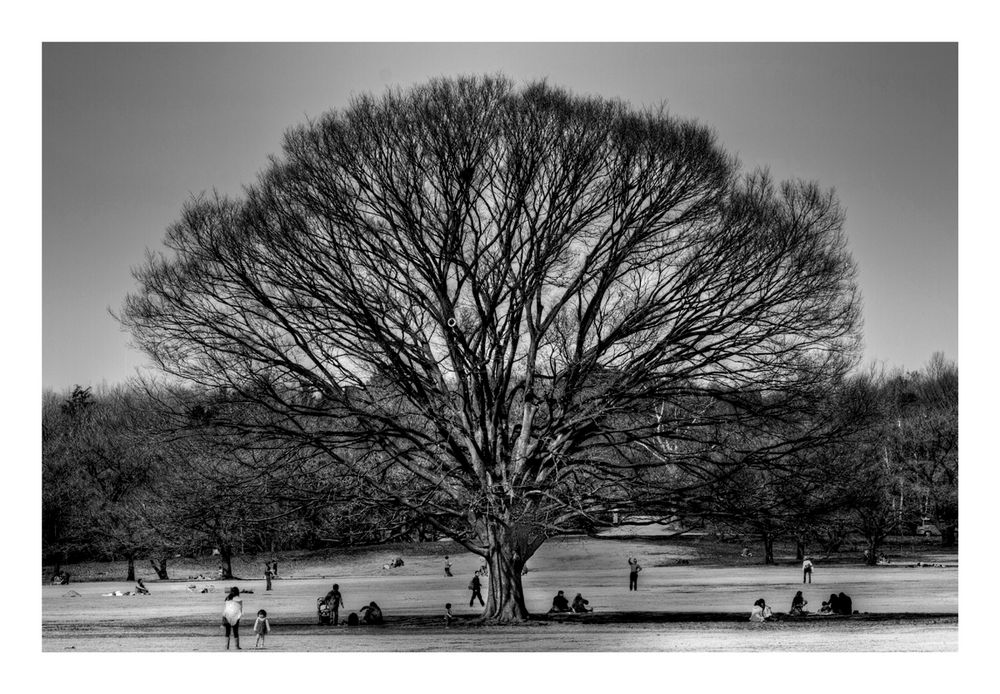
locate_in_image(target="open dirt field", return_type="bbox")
[42,536,957,652]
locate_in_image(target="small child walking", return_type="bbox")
[444,556,453,577]
[444,603,455,628]
[253,609,271,649]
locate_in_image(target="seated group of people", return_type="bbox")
[753,590,855,621]
[548,590,593,614]
[317,596,383,626]
[818,592,854,615]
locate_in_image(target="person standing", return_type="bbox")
[264,562,274,591]
[253,609,271,648]
[469,573,485,607]
[444,556,453,577]
[222,587,243,650]
[802,557,814,584]
[444,603,455,627]
[324,583,344,625]
[628,557,642,591]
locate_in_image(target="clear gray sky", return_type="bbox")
[42,43,957,390]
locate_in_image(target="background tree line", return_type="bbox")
[42,353,957,579]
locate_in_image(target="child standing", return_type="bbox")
[253,609,271,648]
[444,556,453,577]
[444,603,455,627]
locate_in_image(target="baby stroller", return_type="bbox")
[317,598,333,625]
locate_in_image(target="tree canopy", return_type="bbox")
[121,75,862,621]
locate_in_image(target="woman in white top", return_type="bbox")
[222,587,244,650]
[749,598,773,622]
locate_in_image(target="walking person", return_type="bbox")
[323,583,344,625]
[469,573,485,607]
[444,555,453,577]
[628,557,642,591]
[222,587,243,650]
[802,556,814,584]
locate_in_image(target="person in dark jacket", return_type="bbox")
[469,574,485,607]
[790,591,807,615]
[549,590,572,613]
[323,584,344,625]
[360,601,383,625]
[571,593,592,613]
[827,593,841,614]
[837,592,853,615]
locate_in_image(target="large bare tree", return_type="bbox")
[121,76,861,621]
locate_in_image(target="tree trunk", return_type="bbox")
[220,547,234,580]
[864,536,880,565]
[763,534,775,565]
[126,555,136,582]
[795,538,805,561]
[482,527,532,623]
[940,522,957,548]
[150,557,169,580]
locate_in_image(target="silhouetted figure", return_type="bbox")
[549,590,572,613]
[837,592,853,615]
[572,593,592,613]
[323,583,344,625]
[628,557,642,591]
[790,591,807,615]
[360,601,384,625]
[469,574,485,607]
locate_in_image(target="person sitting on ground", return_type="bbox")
[749,598,774,622]
[549,590,572,613]
[360,601,384,625]
[827,593,841,615]
[135,578,150,595]
[571,593,593,613]
[837,592,853,615]
[818,600,833,614]
[789,591,807,616]
[346,612,360,626]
